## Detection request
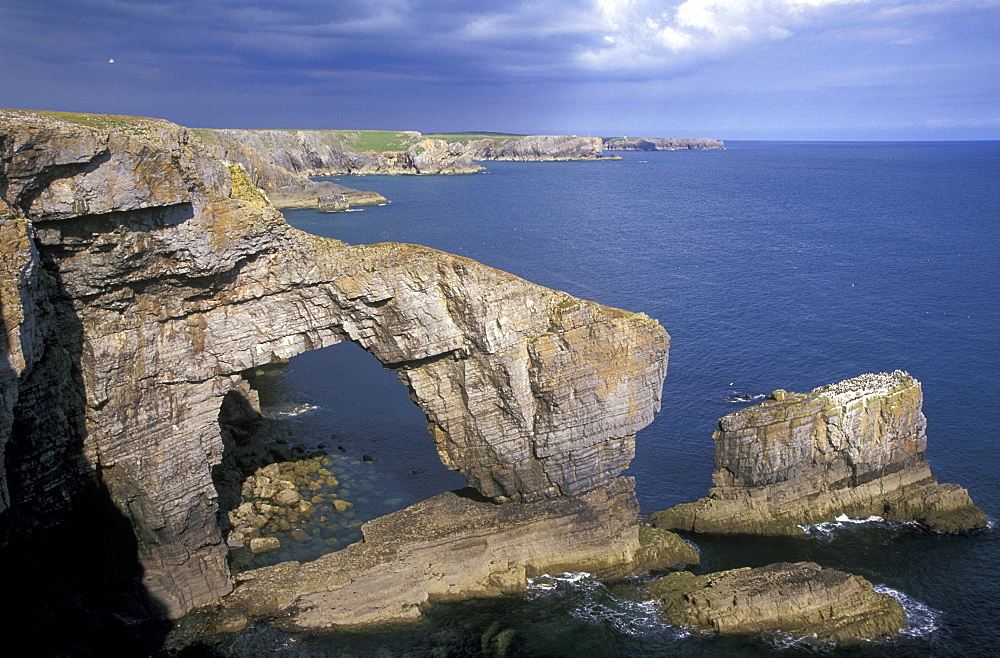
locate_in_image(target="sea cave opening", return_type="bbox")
[214,341,466,571]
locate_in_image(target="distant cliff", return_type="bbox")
[460,134,605,161]
[603,136,725,150]
[652,371,987,535]
[195,130,617,208]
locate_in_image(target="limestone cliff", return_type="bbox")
[652,371,987,535]
[460,135,605,161]
[192,128,393,208]
[602,137,725,151]
[0,110,671,621]
[196,130,611,208]
[646,562,906,644]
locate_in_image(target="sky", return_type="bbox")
[2,0,998,140]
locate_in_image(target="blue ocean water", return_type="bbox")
[211,142,1000,655]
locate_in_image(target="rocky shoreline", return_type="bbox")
[197,129,721,210]
[0,110,986,651]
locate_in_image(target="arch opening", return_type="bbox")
[214,340,466,571]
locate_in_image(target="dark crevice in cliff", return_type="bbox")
[384,348,464,371]
[0,237,171,653]
[31,201,194,244]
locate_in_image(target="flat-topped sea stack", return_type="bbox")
[0,109,676,626]
[652,371,987,535]
[646,562,906,644]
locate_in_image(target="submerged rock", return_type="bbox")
[646,562,905,644]
[652,371,987,535]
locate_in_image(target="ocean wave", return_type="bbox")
[723,391,767,404]
[525,572,696,639]
[875,586,940,639]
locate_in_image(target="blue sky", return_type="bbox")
[2,0,998,139]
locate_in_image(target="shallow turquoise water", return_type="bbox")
[209,142,1000,655]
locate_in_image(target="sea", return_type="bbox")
[197,142,1000,656]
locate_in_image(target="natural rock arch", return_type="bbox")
[1,112,670,618]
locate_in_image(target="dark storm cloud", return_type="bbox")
[2,1,998,138]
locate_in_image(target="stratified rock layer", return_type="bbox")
[173,477,698,637]
[0,109,670,618]
[646,562,906,643]
[652,371,987,535]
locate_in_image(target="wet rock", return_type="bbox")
[646,562,905,644]
[274,489,301,507]
[204,479,669,630]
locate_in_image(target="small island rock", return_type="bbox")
[646,562,906,644]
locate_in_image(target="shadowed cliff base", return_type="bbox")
[0,215,171,652]
[0,484,172,655]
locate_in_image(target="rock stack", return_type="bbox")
[652,371,987,535]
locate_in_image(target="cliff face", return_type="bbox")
[197,130,611,209]
[461,135,605,161]
[602,137,725,151]
[652,371,987,534]
[192,128,394,208]
[0,110,671,619]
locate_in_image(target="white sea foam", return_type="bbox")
[799,514,885,538]
[525,572,699,639]
[875,586,940,638]
[760,630,834,653]
[266,403,319,418]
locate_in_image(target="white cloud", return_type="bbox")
[581,0,873,71]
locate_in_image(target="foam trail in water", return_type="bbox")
[875,586,940,638]
[799,514,884,539]
[526,573,697,639]
[265,403,320,418]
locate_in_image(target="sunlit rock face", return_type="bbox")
[0,110,670,618]
[652,371,987,535]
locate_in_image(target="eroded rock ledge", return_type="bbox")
[646,562,905,644]
[173,477,698,638]
[652,371,987,535]
[0,109,671,619]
